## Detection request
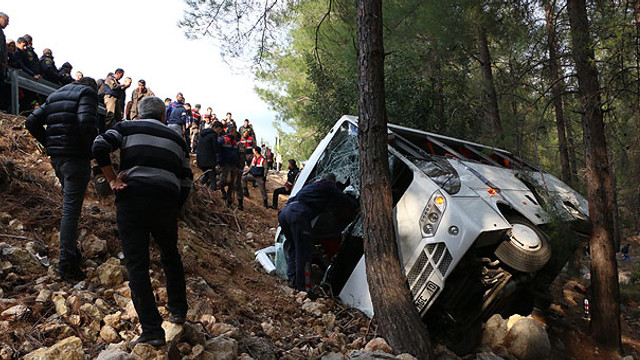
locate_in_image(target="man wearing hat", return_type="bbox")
[128,79,155,120]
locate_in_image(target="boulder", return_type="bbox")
[100,325,121,344]
[96,349,135,360]
[82,235,107,259]
[504,317,551,360]
[364,338,393,354]
[98,258,124,286]
[23,336,84,360]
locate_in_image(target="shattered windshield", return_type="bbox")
[308,123,361,196]
[408,156,461,195]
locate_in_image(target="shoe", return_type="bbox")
[263,199,269,209]
[237,199,244,211]
[168,314,186,325]
[243,187,249,197]
[221,189,227,200]
[129,334,166,349]
[57,262,86,283]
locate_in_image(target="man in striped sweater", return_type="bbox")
[92,96,192,348]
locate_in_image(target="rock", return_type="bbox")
[204,336,238,360]
[396,355,418,360]
[183,322,206,345]
[261,322,276,337]
[37,321,74,340]
[302,301,328,316]
[176,342,192,355]
[131,343,168,360]
[9,219,24,231]
[364,338,393,354]
[504,317,551,360]
[246,232,254,240]
[349,351,397,359]
[104,312,123,330]
[82,235,107,259]
[96,299,112,314]
[52,293,69,316]
[81,320,101,343]
[621,356,634,360]
[100,325,121,344]
[162,321,184,343]
[80,303,102,322]
[0,212,11,224]
[2,246,42,273]
[36,289,52,302]
[322,313,336,330]
[0,345,14,360]
[322,353,347,360]
[98,258,123,286]
[506,314,524,330]
[96,349,135,360]
[1,304,30,320]
[23,336,84,360]
[208,322,239,337]
[481,314,508,349]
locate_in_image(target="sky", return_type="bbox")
[3,0,280,146]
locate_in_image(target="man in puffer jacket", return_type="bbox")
[196,120,223,189]
[25,77,99,282]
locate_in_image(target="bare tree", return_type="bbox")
[356,0,433,358]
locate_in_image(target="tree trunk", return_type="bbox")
[563,97,580,185]
[356,0,433,358]
[476,23,503,139]
[567,0,622,351]
[545,0,572,186]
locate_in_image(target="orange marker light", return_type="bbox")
[435,196,445,205]
[488,188,497,195]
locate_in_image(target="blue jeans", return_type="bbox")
[51,157,91,265]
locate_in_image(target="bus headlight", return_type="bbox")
[420,190,447,237]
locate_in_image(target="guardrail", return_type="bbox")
[7,69,106,116]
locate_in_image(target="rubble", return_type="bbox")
[82,234,108,259]
[364,338,393,354]
[23,336,84,360]
[98,257,124,286]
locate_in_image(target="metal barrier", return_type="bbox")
[8,69,106,116]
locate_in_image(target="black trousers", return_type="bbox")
[278,203,313,291]
[116,194,188,337]
[272,187,291,208]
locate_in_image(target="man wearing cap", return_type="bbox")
[58,62,73,85]
[128,79,155,120]
[104,68,131,129]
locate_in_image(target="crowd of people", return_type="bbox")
[5,9,331,349]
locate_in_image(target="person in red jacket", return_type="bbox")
[240,129,255,168]
[242,147,269,208]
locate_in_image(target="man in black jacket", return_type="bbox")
[25,77,99,282]
[92,96,192,349]
[271,159,300,209]
[39,48,59,84]
[196,120,223,190]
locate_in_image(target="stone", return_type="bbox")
[208,322,239,337]
[98,258,123,286]
[104,311,123,330]
[349,351,397,359]
[302,301,328,316]
[261,322,276,337]
[396,355,418,360]
[82,235,107,259]
[81,320,101,343]
[66,295,81,312]
[177,342,192,355]
[481,314,508,349]
[66,315,81,327]
[364,338,393,354]
[52,293,69,316]
[131,343,168,360]
[23,336,84,360]
[0,212,11,224]
[204,336,238,360]
[96,349,135,360]
[36,289,52,302]
[183,322,206,345]
[1,304,30,320]
[322,353,346,360]
[162,321,184,343]
[96,298,112,314]
[2,246,42,273]
[506,314,524,330]
[9,219,24,231]
[505,317,551,360]
[0,345,14,360]
[100,325,121,344]
[80,303,102,322]
[37,321,75,340]
[246,232,254,240]
[322,312,336,330]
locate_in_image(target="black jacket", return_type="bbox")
[196,128,219,168]
[26,83,99,158]
[39,55,59,83]
[10,49,39,76]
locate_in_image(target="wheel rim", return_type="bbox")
[509,224,542,252]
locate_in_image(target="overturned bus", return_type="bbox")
[257,115,590,353]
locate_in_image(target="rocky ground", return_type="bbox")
[0,111,639,360]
